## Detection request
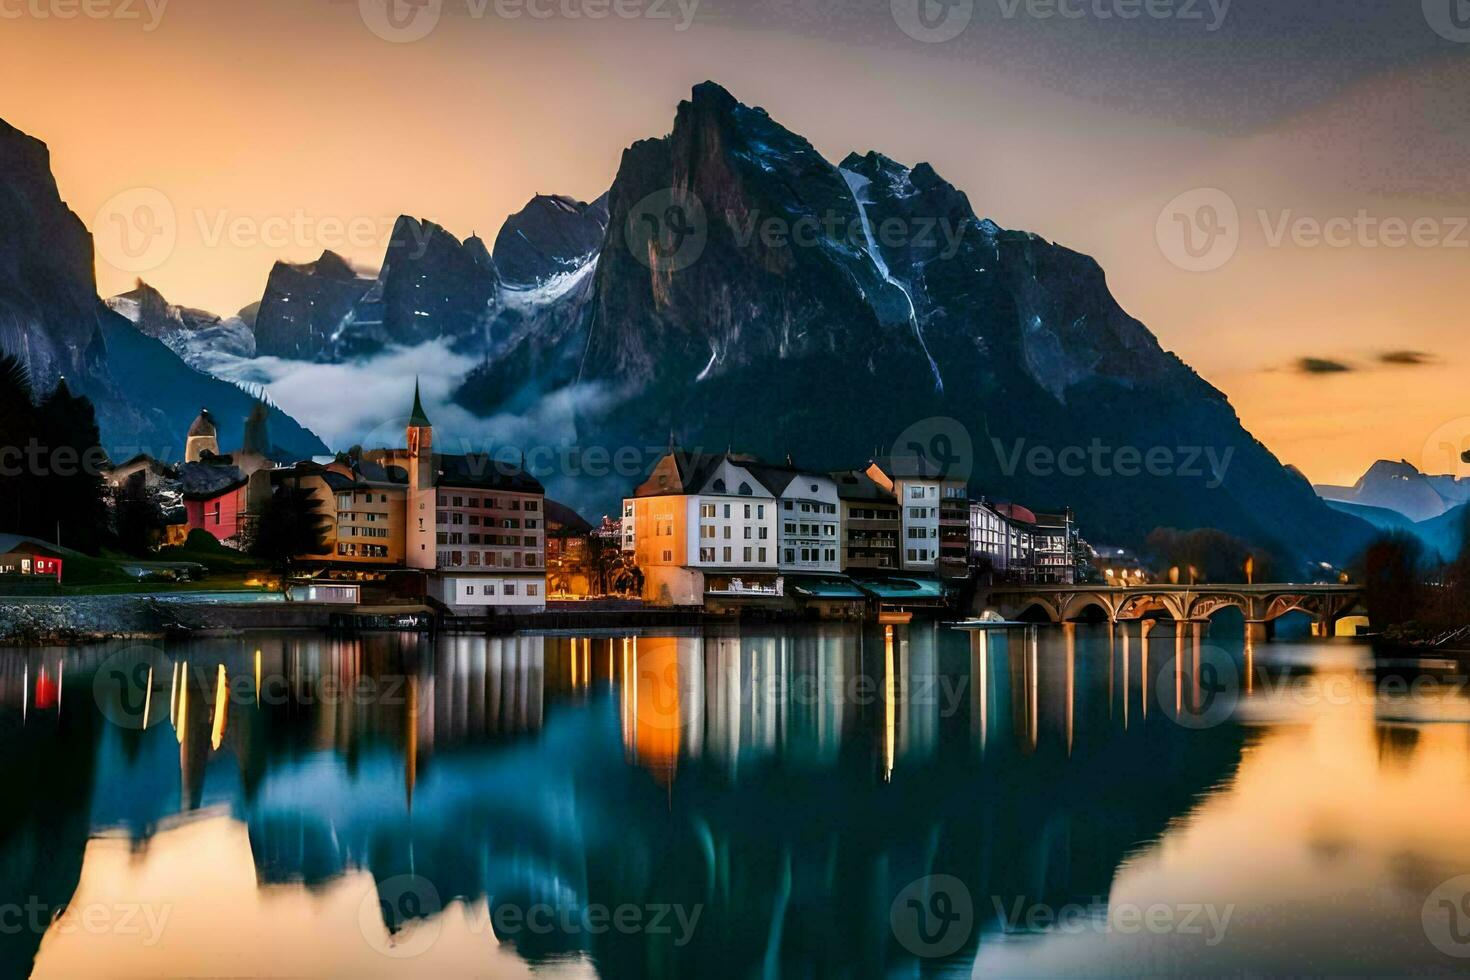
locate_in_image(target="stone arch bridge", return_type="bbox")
[980,584,1366,640]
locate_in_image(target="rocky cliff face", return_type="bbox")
[0,119,106,392]
[330,218,499,360]
[0,117,328,462]
[456,82,1371,565]
[492,193,608,289]
[252,251,372,360]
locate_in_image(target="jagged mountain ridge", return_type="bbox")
[1316,458,1470,524]
[105,279,255,375]
[249,198,609,364]
[0,117,328,463]
[456,81,1373,565]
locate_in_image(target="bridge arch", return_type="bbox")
[1012,597,1062,624]
[1115,593,1188,623]
[1060,594,1116,624]
[1183,593,1251,622]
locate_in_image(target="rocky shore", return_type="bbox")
[0,596,177,646]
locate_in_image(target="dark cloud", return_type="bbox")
[1380,350,1435,366]
[726,0,1458,134]
[1296,357,1354,375]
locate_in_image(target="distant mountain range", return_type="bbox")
[0,118,326,463]
[1316,459,1470,559]
[1,86,1382,566]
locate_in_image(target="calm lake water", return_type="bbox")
[4,623,1470,978]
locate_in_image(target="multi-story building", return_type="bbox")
[1030,509,1079,584]
[743,462,841,575]
[970,499,1033,581]
[327,478,405,563]
[624,450,781,605]
[865,456,969,579]
[970,501,1081,584]
[831,470,900,573]
[363,385,547,612]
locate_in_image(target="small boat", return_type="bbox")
[948,618,1031,630]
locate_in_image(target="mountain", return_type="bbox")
[0,117,328,463]
[492,193,608,289]
[1325,497,1468,562]
[1316,459,1470,523]
[1415,503,1469,561]
[105,280,255,375]
[252,250,372,360]
[331,217,498,359]
[456,82,1373,566]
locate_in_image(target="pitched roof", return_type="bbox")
[830,469,896,503]
[0,534,73,558]
[178,461,246,499]
[869,454,961,481]
[435,453,543,494]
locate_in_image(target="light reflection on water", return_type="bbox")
[2,623,1469,977]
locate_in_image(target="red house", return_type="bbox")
[184,477,250,545]
[0,536,66,583]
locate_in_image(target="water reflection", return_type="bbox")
[1,624,1468,977]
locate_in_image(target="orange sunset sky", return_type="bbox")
[4,0,1467,486]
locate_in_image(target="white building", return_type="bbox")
[744,463,842,575]
[624,452,781,604]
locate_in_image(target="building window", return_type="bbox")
[663,550,673,562]
[527,584,538,596]
[505,584,517,596]
[465,585,476,596]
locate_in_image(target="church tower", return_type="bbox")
[405,380,436,570]
[185,408,219,462]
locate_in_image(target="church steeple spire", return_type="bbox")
[408,377,432,429]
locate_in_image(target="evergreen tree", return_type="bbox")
[0,359,110,553]
[249,480,331,573]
